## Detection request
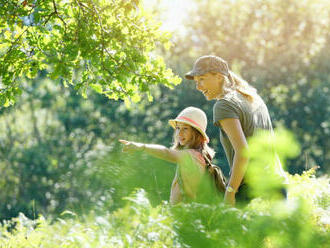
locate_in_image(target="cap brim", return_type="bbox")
[185,69,231,80]
[168,119,209,143]
[185,71,196,80]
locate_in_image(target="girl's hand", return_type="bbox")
[118,139,145,153]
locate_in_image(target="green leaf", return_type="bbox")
[90,84,103,94]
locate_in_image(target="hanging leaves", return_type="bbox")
[0,0,181,107]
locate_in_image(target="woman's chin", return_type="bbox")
[204,94,213,100]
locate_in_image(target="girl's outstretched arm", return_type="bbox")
[119,139,181,163]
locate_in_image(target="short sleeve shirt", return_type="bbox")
[170,150,221,204]
[213,91,273,169]
[170,150,206,204]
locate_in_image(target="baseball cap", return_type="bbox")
[185,55,230,80]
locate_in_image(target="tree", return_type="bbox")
[0,0,181,107]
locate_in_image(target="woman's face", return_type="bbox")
[175,123,194,147]
[194,72,223,100]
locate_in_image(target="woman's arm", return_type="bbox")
[119,139,181,163]
[219,118,248,205]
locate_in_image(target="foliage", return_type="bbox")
[0,177,329,248]
[244,128,300,199]
[288,167,330,230]
[0,0,181,107]
[0,79,107,220]
[0,76,177,220]
[0,190,178,248]
[0,116,329,247]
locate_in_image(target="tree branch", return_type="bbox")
[52,0,67,26]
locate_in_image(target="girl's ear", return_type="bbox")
[196,133,204,144]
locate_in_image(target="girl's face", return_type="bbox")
[194,72,223,100]
[175,123,194,147]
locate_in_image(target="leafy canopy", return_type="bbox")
[0,0,181,107]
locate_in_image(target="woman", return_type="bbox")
[185,55,288,206]
[119,107,220,204]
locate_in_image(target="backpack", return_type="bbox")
[206,163,227,193]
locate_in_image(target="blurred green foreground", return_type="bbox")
[0,130,329,248]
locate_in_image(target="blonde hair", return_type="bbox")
[213,71,257,103]
[171,126,215,164]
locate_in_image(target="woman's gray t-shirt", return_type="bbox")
[213,91,273,168]
[213,91,288,184]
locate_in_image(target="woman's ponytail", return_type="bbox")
[228,71,257,103]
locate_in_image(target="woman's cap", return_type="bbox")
[185,55,230,80]
[168,106,209,143]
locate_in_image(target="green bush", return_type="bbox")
[0,182,329,248]
[0,129,329,247]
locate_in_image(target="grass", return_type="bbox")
[0,170,329,248]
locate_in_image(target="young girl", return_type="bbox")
[119,106,218,204]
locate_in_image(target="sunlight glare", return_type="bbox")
[142,0,194,34]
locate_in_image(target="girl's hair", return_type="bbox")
[217,71,257,103]
[171,126,215,164]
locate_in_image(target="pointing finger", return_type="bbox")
[119,139,129,144]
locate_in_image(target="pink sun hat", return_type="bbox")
[168,107,209,143]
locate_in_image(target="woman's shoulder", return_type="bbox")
[213,92,242,118]
[217,91,264,110]
[219,91,237,101]
[215,91,242,107]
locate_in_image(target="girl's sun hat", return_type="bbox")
[168,107,209,143]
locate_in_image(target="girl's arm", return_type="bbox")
[219,118,248,205]
[120,140,206,200]
[119,139,181,163]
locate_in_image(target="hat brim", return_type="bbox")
[168,119,209,143]
[185,70,231,80]
[185,70,198,80]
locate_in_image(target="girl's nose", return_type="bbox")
[177,129,184,136]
